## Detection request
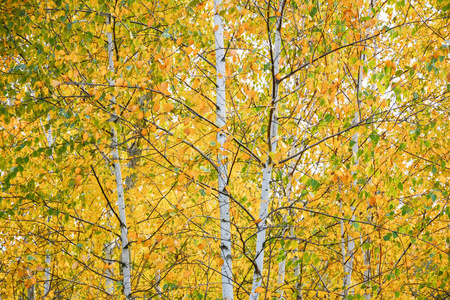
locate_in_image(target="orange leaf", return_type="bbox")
[115,77,124,86]
[275,73,282,80]
[163,103,173,112]
[255,286,265,293]
[138,111,144,120]
[36,265,45,271]
[141,128,148,136]
[75,168,81,174]
[82,132,88,141]
[214,25,219,32]
[153,102,160,112]
[183,270,192,278]
[84,105,93,114]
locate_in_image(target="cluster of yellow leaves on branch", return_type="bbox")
[0,0,449,299]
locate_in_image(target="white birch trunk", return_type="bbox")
[104,235,117,295]
[40,114,53,298]
[213,1,233,299]
[250,2,285,299]
[107,15,132,299]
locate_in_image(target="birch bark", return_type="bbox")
[41,115,53,298]
[213,1,233,299]
[106,15,132,299]
[249,1,285,299]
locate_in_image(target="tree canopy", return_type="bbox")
[0,0,449,299]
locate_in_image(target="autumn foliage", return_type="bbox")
[0,0,449,299]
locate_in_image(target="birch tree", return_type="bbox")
[106,15,132,299]
[250,1,286,298]
[214,0,234,298]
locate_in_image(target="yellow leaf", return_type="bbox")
[83,132,88,141]
[255,286,264,293]
[176,37,183,46]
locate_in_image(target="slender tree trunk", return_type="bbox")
[106,15,132,299]
[363,2,377,299]
[343,2,378,296]
[277,142,298,300]
[27,279,35,300]
[40,114,53,298]
[213,1,233,299]
[250,1,285,299]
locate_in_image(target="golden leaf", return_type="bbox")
[115,77,124,86]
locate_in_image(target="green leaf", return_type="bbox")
[309,6,317,17]
[370,131,380,145]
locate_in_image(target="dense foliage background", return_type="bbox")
[0,0,449,299]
